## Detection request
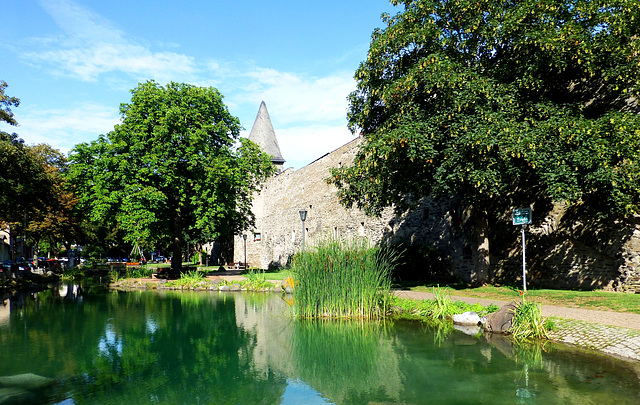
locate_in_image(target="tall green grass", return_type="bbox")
[291,238,398,319]
[510,297,550,341]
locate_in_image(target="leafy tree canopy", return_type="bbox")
[1,81,82,257]
[27,144,80,252]
[67,81,275,269]
[0,132,52,225]
[330,0,640,219]
[0,80,20,126]
[1,81,53,228]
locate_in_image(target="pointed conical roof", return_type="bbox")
[248,101,285,164]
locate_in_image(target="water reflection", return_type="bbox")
[0,286,639,404]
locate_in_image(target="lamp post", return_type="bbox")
[242,234,247,270]
[299,209,307,252]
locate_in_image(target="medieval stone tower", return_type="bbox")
[247,101,286,173]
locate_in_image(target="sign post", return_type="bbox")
[512,208,532,293]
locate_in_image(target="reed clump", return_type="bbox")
[510,296,550,341]
[291,238,398,319]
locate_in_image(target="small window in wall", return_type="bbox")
[291,230,296,243]
[358,222,365,237]
[334,227,339,239]
[253,233,262,242]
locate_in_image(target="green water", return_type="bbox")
[1,284,639,404]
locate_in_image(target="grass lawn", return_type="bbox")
[398,283,640,315]
[260,269,294,281]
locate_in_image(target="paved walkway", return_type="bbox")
[394,290,640,362]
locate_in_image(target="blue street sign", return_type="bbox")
[513,208,532,225]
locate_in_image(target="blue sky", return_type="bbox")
[2,0,399,170]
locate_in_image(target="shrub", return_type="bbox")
[242,270,272,290]
[389,288,498,320]
[510,297,549,340]
[125,267,153,279]
[60,268,84,280]
[166,271,207,288]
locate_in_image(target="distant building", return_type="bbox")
[0,228,9,262]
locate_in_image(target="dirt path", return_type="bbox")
[393,290,640,330]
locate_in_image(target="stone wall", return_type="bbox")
[234,138,640,291]
[233,138,486,283]
[235,138,396,270]
[521,206,640,292]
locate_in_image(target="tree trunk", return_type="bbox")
[475,213,490,284]
[196,243,203,265]
[170,202,183,272]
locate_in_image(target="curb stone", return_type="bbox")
[548,318,640,361]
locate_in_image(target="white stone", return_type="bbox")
[453,311,481,325]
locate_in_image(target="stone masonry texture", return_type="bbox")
[234,137,640,290]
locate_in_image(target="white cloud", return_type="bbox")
[15,103,119,154]
[226,66,358,169]
[27,44,196,82]
[26,0,197,82]
[241,68,356,125]
[267,124,356,170]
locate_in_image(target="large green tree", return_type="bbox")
[68,81,275,270]
[27,144,81,256]
[0,133,51,224]
[1,81,52,236]
[330,0,640,222]
[1,82,73,260]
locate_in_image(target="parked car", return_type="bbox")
[16,261,34,272]
[38,259,62,273]
[1,261,12,273]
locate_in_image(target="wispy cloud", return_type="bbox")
[239,67,356,125]
[25,0,197,82]
[11,0,360,169]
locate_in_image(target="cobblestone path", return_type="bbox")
[548,319,640,361]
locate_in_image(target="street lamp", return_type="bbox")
[242,234,247,270]
[299,209,307,251]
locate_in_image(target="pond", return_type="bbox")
[1,283,639,404]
